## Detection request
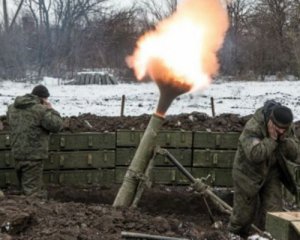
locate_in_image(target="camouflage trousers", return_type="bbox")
[228,169,282,237]
[15,159,45,197]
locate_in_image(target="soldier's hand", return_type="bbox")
[268,120,278,140]
[278,132,287,141]
[43,100,53,109]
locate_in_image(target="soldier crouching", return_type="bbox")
[228,100,299,238]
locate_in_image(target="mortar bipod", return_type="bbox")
[155,147,232,213]
[155,147,275,240]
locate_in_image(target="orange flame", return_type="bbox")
[127,0,229,91]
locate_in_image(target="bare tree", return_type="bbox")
[2,0,25,32]
[142,0,177,22]
[252,0,291,75]
[10,0,25,30]
[21,0,107,76]
[51,0,107,75]
[138,0,177,30]
[2,0,9,32]
[220,0,251,75]
[287,0,300,76]
[1,0,299,81]
[80,6,139,69]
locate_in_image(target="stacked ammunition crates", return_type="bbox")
[44,132,116,186]
[0,132,16,186]
[1,130,300,204]
[115,130,193,184]
[192,132,239,187]
[0,132,116,187]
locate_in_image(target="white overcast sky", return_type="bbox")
[1,0,172,14]
[0,1,233,22]
[0,0,187,27]
[0,0,177,22]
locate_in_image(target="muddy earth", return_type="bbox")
[1,112,252,133]
[2,112,300,135]
[0,185,234,240]
[1,112,300,134]
[0,112,299,240]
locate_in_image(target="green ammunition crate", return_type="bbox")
[193,132,240,149]
[44,169,115,185]
[0,169,116,188]
[45,150,115,170]
[0,170,18,187]
[115,167,191,184]
[0,133,10,150]
[152,167,191,184]
[292,222,300,239]
[285,160,300,186]
[49,132,116,151]
[116,148,192,166]
[0,150,116,170]
[116,130,193,148]
[0,151,14,169]
[193,150,235,168]
[192,168,233,187]
[266,212,300,240]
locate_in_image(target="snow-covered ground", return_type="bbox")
[1,79,300,120]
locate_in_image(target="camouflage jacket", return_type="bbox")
[7,94,63,160]
[233,106,299,196]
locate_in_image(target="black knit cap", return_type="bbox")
[270,105,293,129]
[31,85,50,98]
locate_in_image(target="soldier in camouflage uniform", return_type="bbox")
[7,85,63,197]
[228,100,299,238]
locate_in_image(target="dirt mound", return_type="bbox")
[58,112,253,133]
[2,112,300,134]
[0,112,251,133]
[0,186,231,240]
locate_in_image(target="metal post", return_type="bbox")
[210,97,215,117]
[121,95,126,117]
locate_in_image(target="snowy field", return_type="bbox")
[1,79,300,120]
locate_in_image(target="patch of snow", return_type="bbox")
[1,80,300,120]
[247,234,269,240]
[42,77,62,86]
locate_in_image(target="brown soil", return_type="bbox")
[2,112,300,135]
[0,185,233,240]
[61,112,252,133]
[0,112,250,133]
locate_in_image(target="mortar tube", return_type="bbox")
[113,114,164,207]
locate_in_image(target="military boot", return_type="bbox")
[0,190,5,199]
